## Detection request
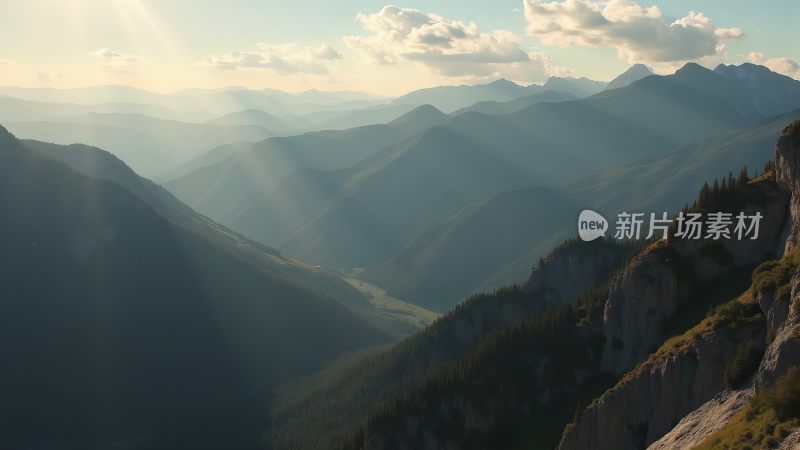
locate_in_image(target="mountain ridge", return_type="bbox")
[0,124,406,449]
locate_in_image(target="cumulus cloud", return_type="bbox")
[90,48,143,75]
[748,52,800,79]
[344,5,568,81]
[202,43,343,74]
[523,0,743,63]
[308,43,344,60]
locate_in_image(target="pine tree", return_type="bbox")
[698,182,711,209]
[738,167,749,187]
[711,179,721,204]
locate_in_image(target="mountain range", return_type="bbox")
[164,62,800,310]
[0,65,663,179]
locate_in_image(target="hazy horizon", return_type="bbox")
[1,0,798,96]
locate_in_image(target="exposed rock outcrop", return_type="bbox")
[602,181,787,375]
[755,267,800,389]
[775,120,800,251]
[524,239,635,305]
[560,298,764,450]
[600,248,680,374]
[754,121,800,389]
[646,390,752,450]
[778,428,800,449]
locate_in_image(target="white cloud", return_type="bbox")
[90,48,144,75]
[523,0,743,63]
[308,43,343,60]
[202,42,343,74]
[344,5,568,81]
[0,59,14,65]
[748,52,800,79]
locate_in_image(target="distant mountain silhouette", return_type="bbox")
[451,90,577,116]
[543,76,607,97]
[265,64,787,270]
[292,103,418,131]
[207,108,294,134]
[392,78,534,112]
[714,62,800,116]
[0,94,212,123]
[166,105,449,223]
[165,63,800,310]
[605,64,654,91]
[388,104,448,132]
[6,112,274,176]
[0,84,386,117]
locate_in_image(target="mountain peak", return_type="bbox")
[407,103,444,115]
[389,104,447,130]
[486,78,519,88]
[605,64,654,90]
[675,62,710,76]
[715,62,768,73]
[669,62,720,84]
[713,62,792,82]
[483,78,523,92]
[621,64,654,78]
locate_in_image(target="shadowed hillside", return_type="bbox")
[0,125,396,450]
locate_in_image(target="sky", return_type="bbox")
[0,0,798,96]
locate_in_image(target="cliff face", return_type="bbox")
[601,183,787,375]
[775,120,800,250]
[756,120,800,391]
[647,390,752,450]
[560,304,764,450]
[524,239,635,305]
[599,250,680,375]
[755,268,800,390]
[560,121,800,450]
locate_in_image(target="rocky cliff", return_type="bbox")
[775,120,800,251]
[647,390,752,449]
[559,120,800,450]
[524,238,637,305]
[561,296,764,450]
[756,120,800,391]
[601,182,787,375]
